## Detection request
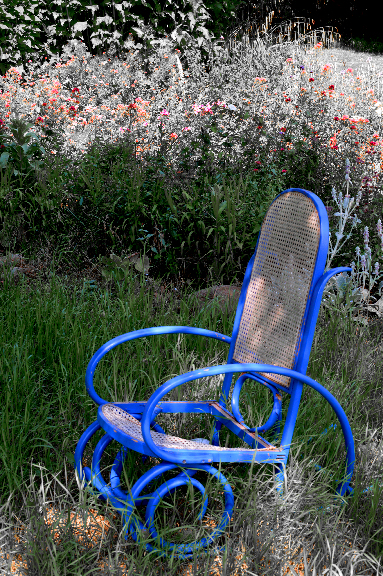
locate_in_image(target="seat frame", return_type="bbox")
[74,188,355,558]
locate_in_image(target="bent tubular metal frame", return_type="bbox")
[74,188,356,558]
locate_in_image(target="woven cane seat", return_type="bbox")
[102,404,256,451]
[233,192,320,387]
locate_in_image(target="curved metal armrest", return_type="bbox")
[308,266,352,323]
[316,266,352,297]
[141,364,355,479]
[85,326,232,405]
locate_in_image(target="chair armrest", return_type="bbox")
[315,266,352,301]
[293,267,352,375]
[85,326,232,405]
[141,363,355,477]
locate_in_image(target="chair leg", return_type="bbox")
[211,421,222,446]
[74,421,109,501]
[120,463,235,559]
[75,426,235,558]
[336,480,354,498]
[274,462,286,496]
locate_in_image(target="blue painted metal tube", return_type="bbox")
[110,447,128,491]
[231,373,282,434]
[90,434,116,500]
[140,363,355,493]
[74,421,101,483]
[144,476,208,546]
[110,447,130,502]
[85,327,232,406]
[122,463,234,557]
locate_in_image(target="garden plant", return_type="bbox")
[0,4,383,574]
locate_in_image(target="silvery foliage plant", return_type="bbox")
[323,158,383,317]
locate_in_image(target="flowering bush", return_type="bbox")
[0,33,382,284]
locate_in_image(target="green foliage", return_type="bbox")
[100,252,150,282]
[12,130,278,283]
[0,10,382,573]
[1,255,382,572]
[347,36,383,55]
[0,0,248,78]
[0,112,47,177]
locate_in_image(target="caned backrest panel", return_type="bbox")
[233,192,321,387]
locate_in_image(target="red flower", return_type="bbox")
[328,85,335,90]
[309,78,315,82]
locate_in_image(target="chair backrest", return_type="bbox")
[232,189,327,388]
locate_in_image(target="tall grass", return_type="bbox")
[0,21,383,576]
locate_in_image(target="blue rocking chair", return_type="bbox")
[74,188,355,559]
